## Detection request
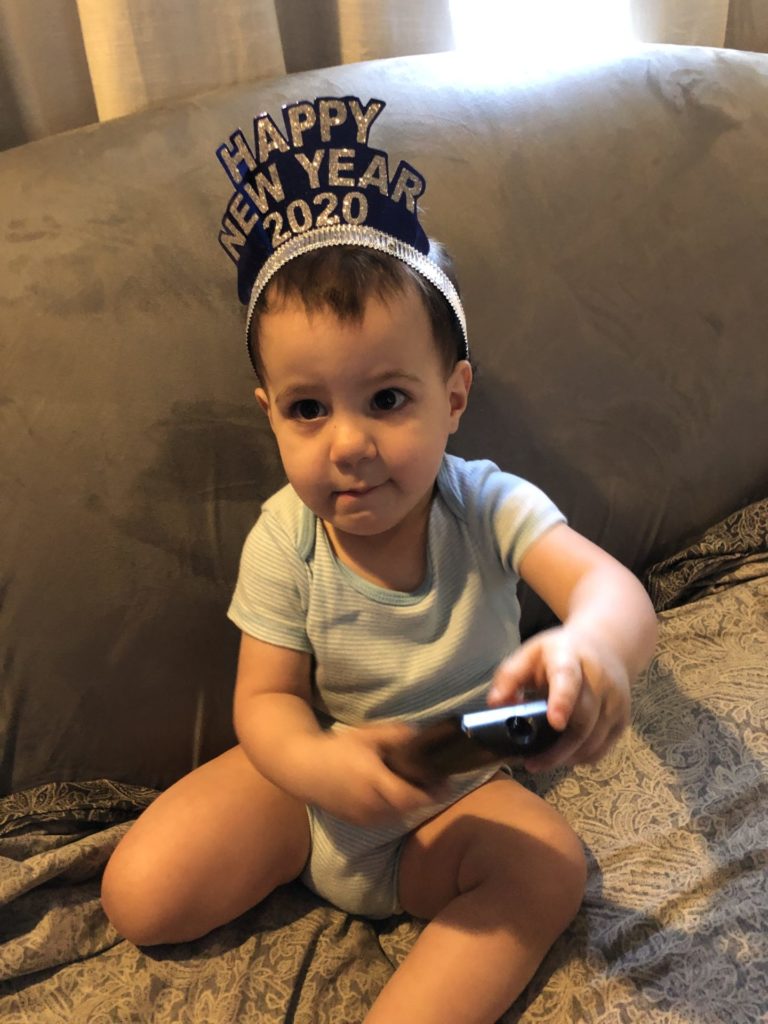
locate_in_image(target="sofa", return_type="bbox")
[1,43,766,1023]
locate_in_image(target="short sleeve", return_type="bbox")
[489,474,566,572]
[440,456,567,574]
[227,502,313,653]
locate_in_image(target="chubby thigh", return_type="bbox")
[397,773,586,922]
[101,745,311,946]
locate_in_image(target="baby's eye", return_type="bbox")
[371,388,407,412]
[290,398,326,421]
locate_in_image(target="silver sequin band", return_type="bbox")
[245,225,470,375]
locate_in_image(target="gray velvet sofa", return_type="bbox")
[1,44,767,1023]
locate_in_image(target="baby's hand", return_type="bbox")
[487,626,631,771]
[299,722,444,827]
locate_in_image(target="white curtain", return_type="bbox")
[0,0,765,152]
[632,0,731,46]
[75,0,287,123]
[0,0,453,150]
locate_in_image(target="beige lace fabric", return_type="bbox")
[1,502,766,1023]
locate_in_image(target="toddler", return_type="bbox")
[102,96,657,1024]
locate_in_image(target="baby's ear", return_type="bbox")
[255,387,272,420]
[447,359,473,432]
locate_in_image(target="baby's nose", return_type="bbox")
[329,416,377,465]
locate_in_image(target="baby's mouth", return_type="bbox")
[334,482,383,498]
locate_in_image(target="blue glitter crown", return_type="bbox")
[216,96,468,370]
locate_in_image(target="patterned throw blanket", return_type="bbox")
[645,498,768,611]
[1,501,766,1023]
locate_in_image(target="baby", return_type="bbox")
[102,97,658,1024]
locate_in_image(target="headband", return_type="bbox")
[216,96,469,372]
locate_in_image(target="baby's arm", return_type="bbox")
[233,634,438,824]
[488,523,658,769]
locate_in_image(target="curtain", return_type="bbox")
[631,0,767,49]
[1,0,766,153]
[0,0,453,152]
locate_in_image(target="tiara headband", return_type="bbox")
[216,96,469,373]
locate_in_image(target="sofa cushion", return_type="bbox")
[1,46,767,789]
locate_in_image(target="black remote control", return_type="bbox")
[385,699,559,786]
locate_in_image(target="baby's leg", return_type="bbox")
[101,745,310,946]
[367,776,586,1024]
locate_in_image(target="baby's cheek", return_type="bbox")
[277,445,321,496]
[392,434,445,479]
[290,480,328,521]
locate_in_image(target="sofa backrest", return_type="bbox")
[2,46,767,792]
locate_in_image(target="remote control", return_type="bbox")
[385,699,559,786]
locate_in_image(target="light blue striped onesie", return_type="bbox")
[228,454,565,917]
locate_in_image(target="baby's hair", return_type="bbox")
[249,239,466,383]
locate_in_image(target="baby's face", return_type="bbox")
[255,282,471,540]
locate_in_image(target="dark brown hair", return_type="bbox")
[248,239,466,383]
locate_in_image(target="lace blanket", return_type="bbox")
[2,502,766,1023]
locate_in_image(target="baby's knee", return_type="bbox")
[530,817,586,936]
[101,842,191,947]
[485,813,587,935]
[544,820,588,927]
